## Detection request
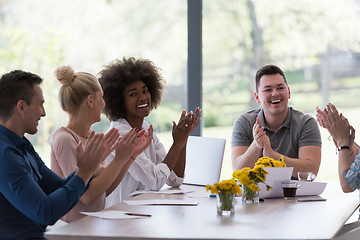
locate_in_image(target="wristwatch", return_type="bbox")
[337,146,350,152]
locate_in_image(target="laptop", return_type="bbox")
[294,180,327,196]
[258,167,293,198]
[183,136,226,186]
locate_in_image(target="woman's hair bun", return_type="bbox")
[55,65,75,85]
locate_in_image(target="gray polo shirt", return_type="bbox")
[231,107,321,159]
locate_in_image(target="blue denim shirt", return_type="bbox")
[0,125,86,239]
[345,150,360,190]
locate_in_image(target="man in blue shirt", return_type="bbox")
[0,70,108,239]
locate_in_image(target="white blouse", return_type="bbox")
[105,118,183,207]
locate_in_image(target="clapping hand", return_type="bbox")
[76,130,108,183]
[188,107,201,133]
[252,117,272,156]
[252,117,265,149]
[132,125,154,159]
[315,106,327,129]
[172,110,191,147]
[316,103,353,147]
[172,108,201,147]
[112,128,139,163]
[101,128,120,161]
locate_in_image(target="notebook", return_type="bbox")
[258,167,293,198]
[183,136,226,186]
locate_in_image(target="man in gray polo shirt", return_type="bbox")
[231,65,321,179]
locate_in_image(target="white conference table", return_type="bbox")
[45,182,359,240]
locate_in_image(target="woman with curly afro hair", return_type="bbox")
[99,57,201,206]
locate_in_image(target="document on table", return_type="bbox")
[129,189,188,196]
[124,199,199,206]
[81,210,151,219]
[185,189,210,198]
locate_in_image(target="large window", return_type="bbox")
[202,0,360,181]
[1,0,360,182]
[0,0,187,164]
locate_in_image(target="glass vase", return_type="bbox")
[241,184,259,204]
[217,192,235,216]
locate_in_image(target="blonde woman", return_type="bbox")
[49,65,151,222]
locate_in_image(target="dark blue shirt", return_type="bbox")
[0,125,87,239]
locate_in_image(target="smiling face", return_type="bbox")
[254,73,290,117]
[123,80,151,126]
[22,84,46,135]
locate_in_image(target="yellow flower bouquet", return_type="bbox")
[206,179,241,215]
[206,179,242,195]
[255,156,287,168]
[233,156,286,203]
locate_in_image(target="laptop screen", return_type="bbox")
[183,136,226,186]
[258,167,293,198]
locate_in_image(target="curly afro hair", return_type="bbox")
[99,57,164,121]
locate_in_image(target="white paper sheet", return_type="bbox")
[124,199,199,206]
[130,189,187,196]
[185,189,210,198]
[81,210,151,219]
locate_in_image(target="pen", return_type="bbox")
[209,194,216,198]
[125,212,152,217]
